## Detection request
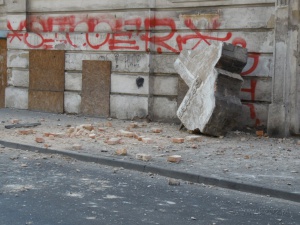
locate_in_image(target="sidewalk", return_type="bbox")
[0,108,299,202]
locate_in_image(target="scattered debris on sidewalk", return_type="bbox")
[174,42,247,137]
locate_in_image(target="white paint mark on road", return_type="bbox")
[103,195,124,199]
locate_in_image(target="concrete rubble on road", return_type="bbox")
[174,42,248,136]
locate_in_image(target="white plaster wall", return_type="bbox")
[5,87,28,109]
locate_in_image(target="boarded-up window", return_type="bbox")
[29,50,65,113]
[81,60,111,117]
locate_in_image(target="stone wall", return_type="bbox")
[1,0,278,128]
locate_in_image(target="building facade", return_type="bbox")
[0,0,299,137]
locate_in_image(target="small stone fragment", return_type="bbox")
[256,130,264,137]
[44,144,52,148]
[35,137,45,143]
[89,134,96,139]
[137,136,146,141]
[107,138,121,145]
[142,138,153,144]
[18,129,34,135]
[172,138,184,143]
[185,136,202,142]
[168,179,180,186]
[106,121,113,127]
[151,127,162,133]
[72,144,82,150]
[66,127,75,133]
[115,148,127,156]
[98,127,106,132]
[119,130,134,137]
[11,119,20,124]
[168,155,182,163]
[81,124,94,131]
[136,153,152,161]
[244,155,250,159]
[48,135,55,140]
[129,123,139,128]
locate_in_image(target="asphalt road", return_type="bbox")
[0,147,299,225]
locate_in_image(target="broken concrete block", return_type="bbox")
[175,42,245,136]
[167,155,182,163]
[174,42,247,87]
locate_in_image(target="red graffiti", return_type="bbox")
[245,103,261,126]
[7,21,26,42]
[241,80,257,101]
[7,14,260,76]
[232,37,261,76]
[141,18,178,54]
[109,32,139,50]
[177,18,232,51]
[241,78,261,126]
[241,53,260,76]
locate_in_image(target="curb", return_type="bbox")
[1,139,299,203]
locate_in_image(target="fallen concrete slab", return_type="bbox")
[175,42,247,136]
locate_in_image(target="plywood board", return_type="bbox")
[0,39,7,108]
[29,50,65,113]
[29,50,65,91]
[81,60,111,117]
[28,90,64,113]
